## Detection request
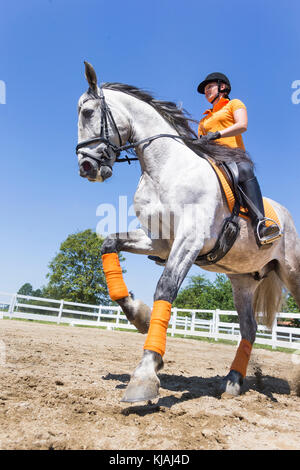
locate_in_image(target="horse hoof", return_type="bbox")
[220,370,243,397]
[131,300,151,334]
[121,374,160,403]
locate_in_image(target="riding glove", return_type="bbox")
[199,131,221,143]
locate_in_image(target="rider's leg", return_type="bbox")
[237,162,280,242]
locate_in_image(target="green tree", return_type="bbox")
[43,229,124,305]
[18,283,43,297]
[282,292,300,327]
[18,283,34,296]
[16,283,44,314]
[173,275,214,312]
[284,293,299,313]
[174,273,235,318]
[211,274,235,310]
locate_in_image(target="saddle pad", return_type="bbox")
[209,160,281,228]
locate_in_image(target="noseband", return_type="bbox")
[76,86,190,166]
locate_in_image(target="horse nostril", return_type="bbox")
[79,157,98,180]
[82,160,92,172]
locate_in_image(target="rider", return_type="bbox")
[197,72,281,245]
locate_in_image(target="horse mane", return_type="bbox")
[102,82,253,166]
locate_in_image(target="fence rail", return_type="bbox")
[0,291,300,350]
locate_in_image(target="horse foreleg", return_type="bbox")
[122,233,205,403]
[221,274,258,396]
[101,229,169,333]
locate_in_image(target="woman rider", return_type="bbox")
[197,72,280,245]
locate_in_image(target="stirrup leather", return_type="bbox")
[256,218,282,245]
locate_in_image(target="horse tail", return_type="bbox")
[253,270,283,329]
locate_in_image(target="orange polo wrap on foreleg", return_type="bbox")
[102,253,129,301]
[230,339,252,378]
[143,300,172,357]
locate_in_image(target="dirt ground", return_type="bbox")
[0,319,299,450]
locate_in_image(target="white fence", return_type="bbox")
[0,291,300,351]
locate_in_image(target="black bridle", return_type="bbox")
[76,87,189,166]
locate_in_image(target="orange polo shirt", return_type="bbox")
[198,97,246,150]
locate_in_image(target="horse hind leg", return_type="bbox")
[276,254,300,310]
[221,274,259,396]
[284,274,300,310]
[223,262,287,396]
[276,214,300,308]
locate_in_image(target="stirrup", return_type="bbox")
[256,218,283,246]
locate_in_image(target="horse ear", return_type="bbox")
[84,61,98,93]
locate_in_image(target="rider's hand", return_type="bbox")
[199,131,221,143]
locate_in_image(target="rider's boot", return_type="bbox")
[239,176,281,246]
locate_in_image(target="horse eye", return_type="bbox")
[82,108,94,119]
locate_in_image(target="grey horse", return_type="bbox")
[76,62,300,402]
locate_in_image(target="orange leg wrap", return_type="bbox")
[230,339,252,378]
[143,300,172,357]
[102,253,129,301]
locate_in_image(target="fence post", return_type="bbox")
[97,306,102,324]
[8,294,17,319]
[184,316,188,337]
[116,307,121,328]
[272,316,277,350]
[209,312,213,336]
[214,309,220,341]
[57,300,64,325]
[191,311,196,335]
[171,308,177,337]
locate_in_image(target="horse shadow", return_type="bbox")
[102,371,290,416]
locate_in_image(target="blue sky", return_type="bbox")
[0,0,299,306]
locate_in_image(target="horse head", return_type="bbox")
[76,61,130,182]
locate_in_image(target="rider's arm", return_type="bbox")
[219,108,248,138]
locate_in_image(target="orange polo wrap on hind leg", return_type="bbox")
[144,300,172,357]
[102,253,129,301]
[230,339,253,378]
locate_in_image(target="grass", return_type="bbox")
[171,332,295,354]
[2,315,297,355]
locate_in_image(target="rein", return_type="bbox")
[76,87,190,165]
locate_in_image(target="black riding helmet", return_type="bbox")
[197,72,231,95]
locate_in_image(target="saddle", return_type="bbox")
[148,160,282,267]
[195,160,281,266]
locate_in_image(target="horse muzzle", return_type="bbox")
[79,156,98,179]
[79,156,112,182]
